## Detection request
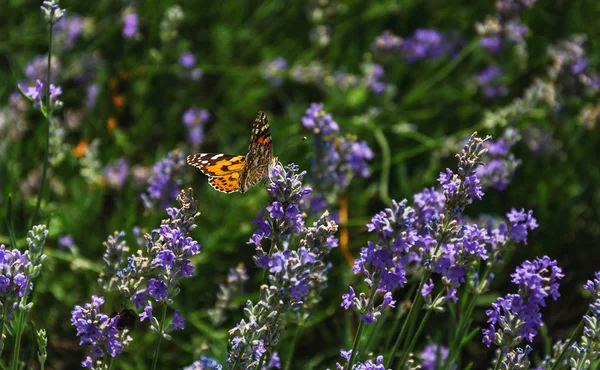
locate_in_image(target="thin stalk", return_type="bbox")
[231,347,243,370]
[257,353,266,369]
[549,311,588,370]
[0,305,7,357]
[284,326,302,370]
[385,272,430,368]
[11,280,31,370]
[150,303,168,370]
[32,24,53,228]
[397,308,433,369]
[347,291,377,368]
[383,284,416,350]
[493,351,504,370]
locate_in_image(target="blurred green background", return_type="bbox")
[1,0,600,368]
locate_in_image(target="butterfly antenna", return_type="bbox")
[275,136,309,157]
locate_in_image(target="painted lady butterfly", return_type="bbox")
[187,111,277,193]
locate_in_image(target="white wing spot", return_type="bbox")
[211,154,224,160]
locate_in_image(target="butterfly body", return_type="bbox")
[187,111,277,193]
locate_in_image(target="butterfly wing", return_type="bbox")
[239,111,274,192]
[208,175,241,193]
[187,153,245,177]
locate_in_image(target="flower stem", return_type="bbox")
[347,290,377,368]
[31,22,54,228]
[549,310,588,370]
[0,304,7,357]
[150,303,168,370]
[493,350,504,370]
[284,326,302,370]
[385,272,429,368]
[11,280,32,370]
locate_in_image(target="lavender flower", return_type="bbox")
[41,0,65,24]
[373,30,403,55]
[71,296,127,367]
[301,104,374,211]
[183,356,224,370]
[476,0,537,52]
[363,63,387,94]
[58,235,75,250]
[335,351,390,370]
[86,84,99,109]
[179,52,196,69]
[24,55,60,83]
[229,164,337,369]
[401,29,460,62]
[476,66,508,99]
[548,36,599,96]
[208,263,249,326]
[103,158,129,189]
[122,13,138,38]
[141,150,185,210]
[482,256,564,347]
[438,132,489,215]
[248,164,312,250]
[54,14,84,50]
[476,129,521,191]
[0,245,32,319]
[182,108,210,146]
[419,344,449,370]
[262,57,288,86]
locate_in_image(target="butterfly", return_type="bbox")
[187,111,277,193]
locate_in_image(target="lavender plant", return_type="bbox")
[72,189,201,369]
[228,163,338,370]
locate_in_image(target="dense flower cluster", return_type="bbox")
[182,108,211,146]
[229,164,338,369]
[482,256,564,347]
[363,63,387,94]
[73,190,201,367]
[71,296,128,368]
[301,103,374,212]
[0,245,32,320]
[141,149,185,210]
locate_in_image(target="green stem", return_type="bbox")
[347,291,377,368]
[549,310,588,370]
[385,273,429,368]
[0,305,7,357]
[11,281,32,370]
[397,308,433,368]
[231,346,243,370]
[284,327,302,370]
[32,23,54,228]
[383,284,415,351]
[150,303,168,370]
[257,353,266,369]
[493,350,504,370]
